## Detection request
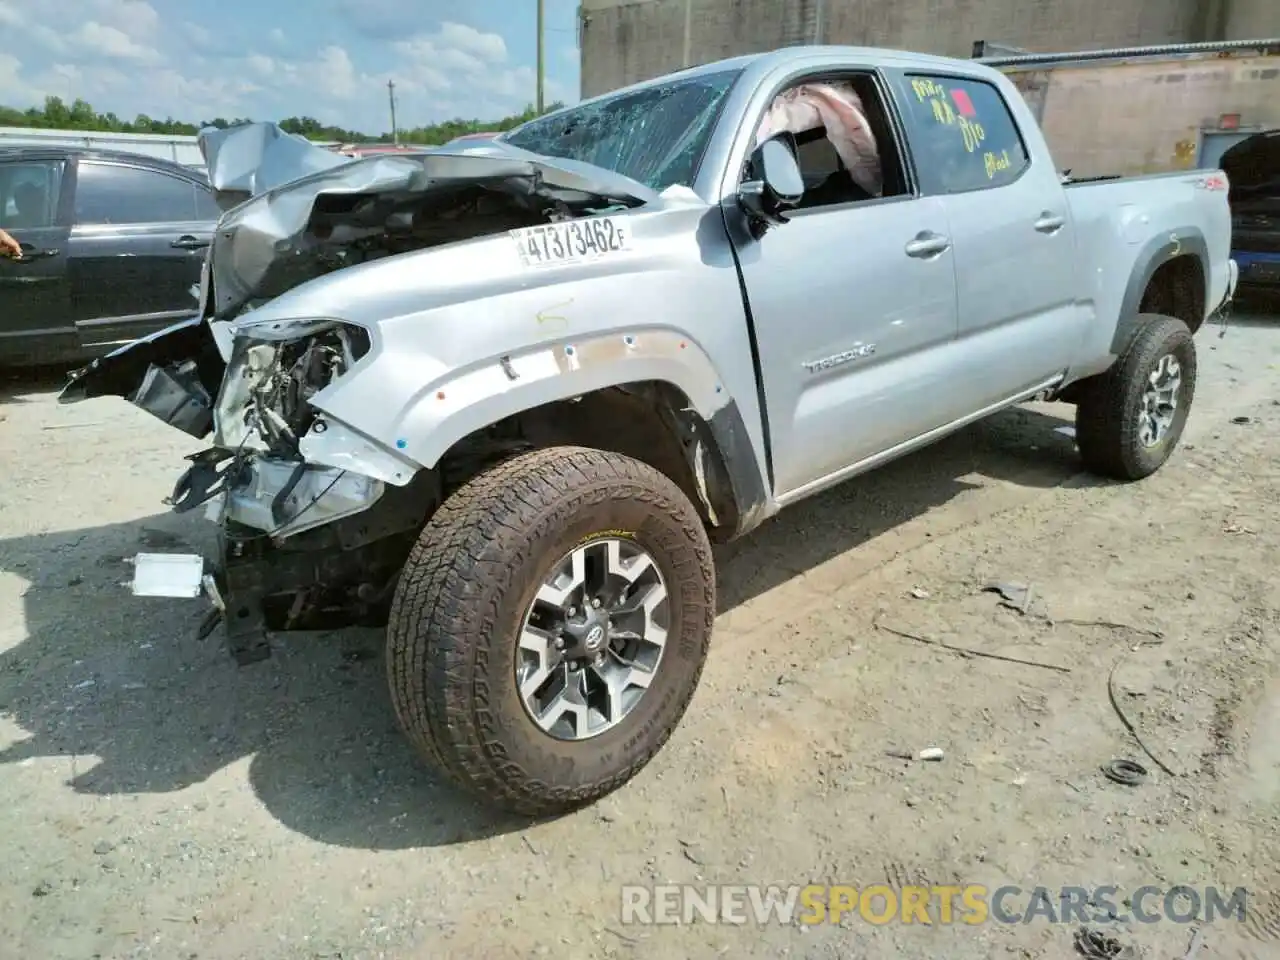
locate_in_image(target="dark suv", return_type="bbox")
[0,146,221,366]
[1221,129,1280,299]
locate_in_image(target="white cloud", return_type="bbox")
[0,53,42,108]
[0,4,578,133]
[86,0,161,38]
[309,46,360,102]
[436,21,507,63]
[245,54,277,80]
[72,22,162,63]
[182,21,215,51]
[388,22,540,107]
[0,1,162,63]
[0,5,71,57]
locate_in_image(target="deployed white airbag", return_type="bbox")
[755,81,882,197]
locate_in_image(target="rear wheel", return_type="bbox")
[386,446,715,817]
[1075,313,1197,481]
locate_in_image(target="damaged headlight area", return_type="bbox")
[165,317,384,542]
[162,313,440,664]
[213,317,372,455]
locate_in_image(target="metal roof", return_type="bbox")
[0,143,210,180]
[975,36,1280,68]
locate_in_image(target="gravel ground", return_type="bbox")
[1,308,1277,960]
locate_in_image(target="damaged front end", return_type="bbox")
[147,314,440,665]
[77,120,658,664]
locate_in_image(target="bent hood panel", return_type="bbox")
[59,121,673,424]
[201,122,662,317]
[57,314,227,437]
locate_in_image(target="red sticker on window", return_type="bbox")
[950,89,976,117]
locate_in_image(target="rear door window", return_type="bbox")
[0,160,65,229]
[896,74,1030,194]
[74,162,203,224]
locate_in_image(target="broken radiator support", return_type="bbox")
[208,471,439,665]
[218,530,287,665]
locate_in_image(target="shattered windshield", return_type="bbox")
[501,69,743,192]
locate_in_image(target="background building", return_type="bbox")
[579,0,1278,97]
[996,42,1280,177]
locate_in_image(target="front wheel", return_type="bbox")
[1075,313,1197,481]
[386,446,716,818]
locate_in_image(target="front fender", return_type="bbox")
[380,327,729,469]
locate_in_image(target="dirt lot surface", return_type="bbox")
[1,309,1278,960]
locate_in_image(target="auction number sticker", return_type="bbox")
[512,217,631,267]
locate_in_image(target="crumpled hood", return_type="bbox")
[58,122,686,428]
[199,121,662,319]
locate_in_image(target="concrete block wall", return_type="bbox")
[578,0,789,99]
[821,0,1203,60]
[1025,54,1280,176]
[579,0,1276,97]
[1225,0,1279,39]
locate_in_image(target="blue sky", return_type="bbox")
[0,0,582,134]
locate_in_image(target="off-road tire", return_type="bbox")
[1075,313,1197,481]
[386,446,716,818]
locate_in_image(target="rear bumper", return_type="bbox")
[1233,251,1280,289]
[1203,257,1241,327]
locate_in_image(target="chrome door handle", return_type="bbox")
[15,243,60,260]
[904,232,951,258]
[1034,213,1066,233]
[171,235,211,250]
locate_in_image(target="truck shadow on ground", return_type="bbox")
[0,364,72,405]
[0,404,1089,851]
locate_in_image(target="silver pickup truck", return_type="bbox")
[64,45,1238,817]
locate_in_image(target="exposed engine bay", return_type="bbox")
[214,322,372,456]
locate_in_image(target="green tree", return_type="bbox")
[0,96,564,143]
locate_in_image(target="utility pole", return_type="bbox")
[682,0,692,66]
[535,0,545,114]
[387,79,398,144]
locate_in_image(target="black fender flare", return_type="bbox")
[1110,227,1208,354]
[696,398,771,541]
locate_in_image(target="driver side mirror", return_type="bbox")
[738,134,804,227]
